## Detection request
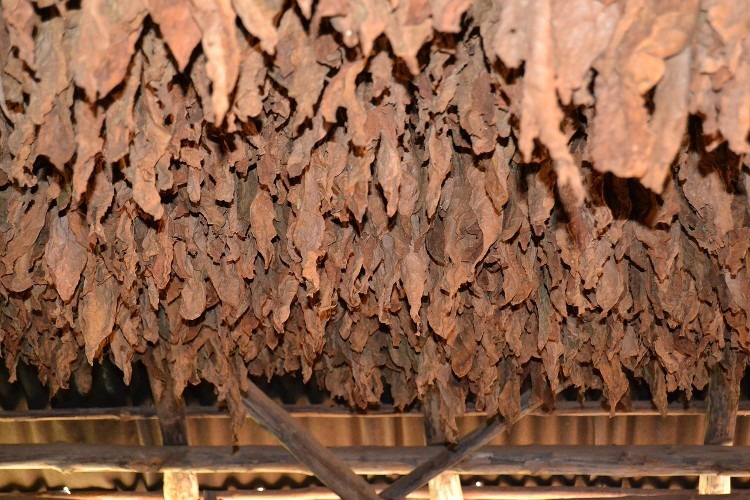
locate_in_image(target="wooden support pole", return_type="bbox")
[242,380,380,500]
[380,390,540,500]
[698,357,742,495]
[422,389,463,500]
[4,443,750,476]
[144,354,198,500]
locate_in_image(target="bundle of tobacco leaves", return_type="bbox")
[1,0,750,438]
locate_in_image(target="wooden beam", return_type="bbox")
[422,388,463,500]
[3,443,750,476]
[8,399,750,422]
[242,380,380,500]
[144,354,198,500]
[0,486,710,499]
[698,358,742,495]
[380,390,540,500]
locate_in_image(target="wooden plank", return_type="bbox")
[242,380,380,500]
[144,354,198,500]
[0,486,712,499]
[7,399,750,422]
[380,390,540,500]
[3,443,750,476]
[698,358,742,495]
[423,388,463,500]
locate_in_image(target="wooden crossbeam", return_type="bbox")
[7,399,750,422]
[698,358,742,495]
[242,380,380,500]
[4,443,750,476]
[0,485,709,499]
[380,390,539,500]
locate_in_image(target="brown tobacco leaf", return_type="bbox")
[145,0,202,71]
[1,0,37,70]
[376,132,402,217]
[595,255,624,313]
[28,17,67,126]
[72,0,147,100]
[250,188,277,269]
[591,0,699,190]
[233,0,282,54]
[129,91,170,220]
[72,100,105,203]
[190,0,240,124]
[79,265,118,364]
[718,59,750,154]
[45,213,88,302]
[516,0,584,201]
[402,250,428,327]
[276,11,329,131]
[292,173,326,289]
[233,42,266,121]
[2,187,48,274]
[551,0,618,105]
[329,0,388,57]
[431,0,473,33]
[34,89,75,170]
[383,1,434,75]
[426,125,452,218]
[104,54,142,164]
[319,59,368,146]
[641,47,692,191]
[180,266,207,321]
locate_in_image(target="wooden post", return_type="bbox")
[423,388,464,500]
[242,381,380,500]
[698,357,743,495]
[144,354,199,500]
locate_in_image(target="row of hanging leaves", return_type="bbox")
[1,0,750,438]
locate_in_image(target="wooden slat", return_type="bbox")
[3,443,750,476]
[242,380,380,500]
[7,399,750,422]
[0,486,710,499]
[698,358,742,495]
[423,388,463,500]
[380,390,540,500]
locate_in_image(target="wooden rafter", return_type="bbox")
[242,380,380,500]
[3,443,750,476]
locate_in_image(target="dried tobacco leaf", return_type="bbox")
[145,0,202,71]
[72,0,147,100]
[45,212,87,302]
[190,0,240,124]
[79,264,118,364]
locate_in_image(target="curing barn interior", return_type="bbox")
[1,0,750,498]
